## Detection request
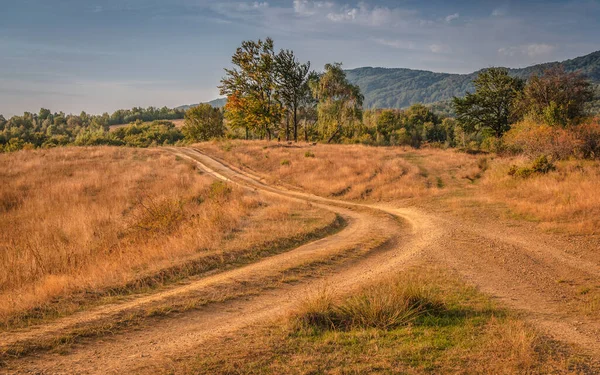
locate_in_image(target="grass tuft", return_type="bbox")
[291,276,443,332]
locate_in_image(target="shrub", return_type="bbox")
[208,181,232,201]
[503,119,580,160]
[531,154,556,174]
[575,119,600,159]
[304,151,315,158]
[280,159,291,166]
[508,155,555,178]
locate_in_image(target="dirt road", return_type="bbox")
[3,147,599,374]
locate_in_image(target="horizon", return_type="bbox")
[2,0,600,117]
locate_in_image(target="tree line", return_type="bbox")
[1,37,598,156]
[0,106,185,151]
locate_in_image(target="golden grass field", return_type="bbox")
[0,146,336,325]
[1,143,599,374]
[197,140,600,235]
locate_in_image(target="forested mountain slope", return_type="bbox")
[345,50,600,109]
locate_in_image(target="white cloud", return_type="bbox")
[292,1,415,27]
[445,13,459,22]
[498,43,556,58]
[491,8,506,17]
[374,38,416,50]
[293,0,334,16]
[235,1,269,11]
[429,43,450,53]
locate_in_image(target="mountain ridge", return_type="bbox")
[186,50,600,110]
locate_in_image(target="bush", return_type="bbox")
[280,159,291,166]
[503,119,579,160]
[531,154,556,174]
[575,120,600,159]
[304,151,315,158]
[508,155,555,178]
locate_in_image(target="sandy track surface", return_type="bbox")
[3,147,599,374]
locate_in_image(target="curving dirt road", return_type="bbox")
[2,147,599,374]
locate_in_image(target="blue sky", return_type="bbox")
[1,0,599,117]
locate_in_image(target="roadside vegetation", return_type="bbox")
[0,147,338,327]
[166,268,595,374]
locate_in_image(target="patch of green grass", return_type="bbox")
[182,269,595,375]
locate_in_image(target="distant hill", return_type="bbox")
[346,50,600,109]
[192,50,600,111]
[176,98,227,111]
[346,51,600,108]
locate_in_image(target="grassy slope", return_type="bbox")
[197,140,600,236]
[0,146,338,327]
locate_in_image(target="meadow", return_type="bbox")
[0,146,337,326]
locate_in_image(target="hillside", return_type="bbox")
[346,50,600,109]
[186,51,599,111]
[177,97,227,111]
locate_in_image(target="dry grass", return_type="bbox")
[0,147,335,325]
[199,140,600,235]
[163,267,595,375]
[197,140,481,202]
[483,157,600,234]
[291,276,442,332]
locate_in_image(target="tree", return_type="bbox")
[514,66,594,127]
[274,49,312,142]
[219,37,281,140]
[453,68,524,137]
[182,104,224,141]
[376,110,399,143]
[310,63,363,143]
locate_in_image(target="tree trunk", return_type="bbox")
[285,112,290,141]
[293,104,298,142]
[304,120,309,142]
[327,124,341,144]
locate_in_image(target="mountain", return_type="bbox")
[346,50,600,109]
[176,98,227,111]
[190,50,600,111]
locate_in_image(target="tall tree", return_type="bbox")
[182,104,224,141]
[310,63,363,143]
[453,68,524,137]
[219,38,281,140]
[514,65,594,127]
[274,49,312,142]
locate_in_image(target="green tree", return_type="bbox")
[182,104,224,141]
[310,63,363,143]
[274,49,312,142]
[219,37,281,140]
[453,68,524,137]
[376,110,399,143]
[515,66,594,127]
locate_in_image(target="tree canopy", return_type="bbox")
[182,104,224,141]
[453,68,524,137]
[310,63,363,143]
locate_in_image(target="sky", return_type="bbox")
[1,0,599,117]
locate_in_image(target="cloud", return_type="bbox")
[291,1,415,27]
[498,43,556,58]
[293,0,334,16]
[429,43,451,53]
[491,8,506,17]
[445,13,459,22]
[233,1,269,11]
[374,38,415,50]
